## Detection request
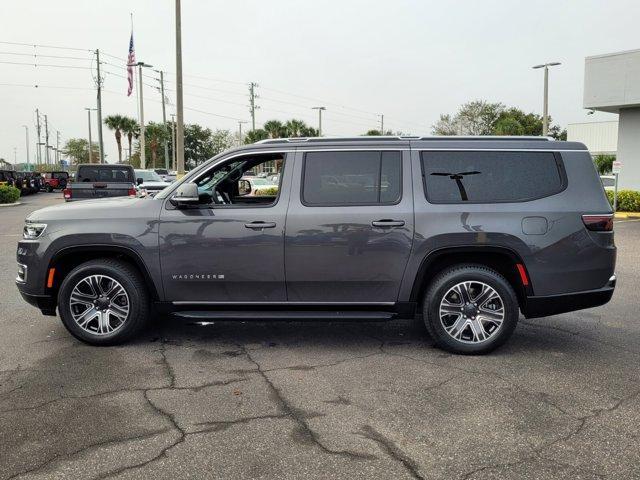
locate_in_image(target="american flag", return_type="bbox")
[127,31,135,96]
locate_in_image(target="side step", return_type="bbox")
[171,310,396,321]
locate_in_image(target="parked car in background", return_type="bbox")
[154,168,177,182]
[42,171,69,192]
[0,170,16,187]
[63,164,137,202]
[16,137,616,354]
[135,169,172,194]
[600,175,616,191]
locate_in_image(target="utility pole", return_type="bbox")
[21,125,30,171]
[237,120,248,146]
[378,114,384,135]
[85,108,95,163]
[249,82,259,131]
[56,131,60,165]
[312,107,326,136]
[95,49,105,163]
[35,109,42,165]
[175,0,185,176]
[44,114,50,164]
[533,62,561,136]
[170,113,176,171]
[157,70,170,169]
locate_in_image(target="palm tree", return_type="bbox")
[263,120,284,139]
[103,114,128,163]
[244,129,268,144]
[144,122,170,168]
[121,117,139,163]
[284,119,307,137]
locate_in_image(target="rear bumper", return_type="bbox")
[522,275,616,319]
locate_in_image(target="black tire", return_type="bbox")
[423,264,519,355]
[58,259,150,345]
[46,184,53,193]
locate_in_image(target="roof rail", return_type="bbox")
[255,135,554,144]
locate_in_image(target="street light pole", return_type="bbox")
[156,70,171,170]
[378,114,384,135]
[128,61,154,169]
[21,125,30,171]
[44,114,50,164]
[533,62,561,136]
[95,49,105,163]
[85,108,96,163]
[175,0,185,176]
[312,107,326,136]
[237,120,248,146]
[170,113,176,171]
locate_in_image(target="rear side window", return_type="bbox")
[421,151,564,203]
[77,166,134,183]
[302,151,402,206]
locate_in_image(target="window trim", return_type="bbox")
[300,150,403,207]
[420,150,567,205]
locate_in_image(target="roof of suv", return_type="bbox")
[238,136,588,152]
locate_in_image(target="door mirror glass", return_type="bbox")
[137,177,144,185]
[238,179,251,196]
[170,182,200,206]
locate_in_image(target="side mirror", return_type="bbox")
[170,182,200,206]
[137,177,143,185]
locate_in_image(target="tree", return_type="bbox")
[433,102,567,139]
[121,117,139,163]
[594,154,615,175]
[263,120,285,138]
[63,138,99,164]
[244,129,268,144]
[104,114,130,163]
[144,122,170,168]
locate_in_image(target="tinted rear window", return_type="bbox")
[421,151,564,203]
[76,166,134,183]
[302,151,402,205]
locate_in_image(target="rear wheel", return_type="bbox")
[423,264,519,354]
[46,184,53,193]
[58,259,149,345]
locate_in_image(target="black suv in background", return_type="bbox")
[16,137,616,354]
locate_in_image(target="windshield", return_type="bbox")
[136,170,163,182]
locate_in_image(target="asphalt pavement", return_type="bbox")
[1,193,639,480]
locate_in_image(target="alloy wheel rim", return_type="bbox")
[439,281,505,344]
[69,274,130,335]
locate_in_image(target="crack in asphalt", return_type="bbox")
[191,413,289,433]
[358,425,425,480]
[239,344,377,461]
[7,427,172,480]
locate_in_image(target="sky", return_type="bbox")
[0,0,638,165]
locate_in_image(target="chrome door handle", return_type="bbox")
[244,221,276,229]
[371,219,405,227]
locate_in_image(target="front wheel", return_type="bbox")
[46,184,53,193]
[58,259,149,345]
[423,265,519,354]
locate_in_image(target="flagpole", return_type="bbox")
[131,13,141,126]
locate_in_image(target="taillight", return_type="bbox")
[63,188,71,199]
[128,187,137,197]
[582,214,614,232]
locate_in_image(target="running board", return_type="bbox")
[171,310,396,321]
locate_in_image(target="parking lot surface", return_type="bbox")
[1,193,639,480]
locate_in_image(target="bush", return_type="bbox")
[259,187,279,196]
[606,189,640,212]
[0,185,21,204]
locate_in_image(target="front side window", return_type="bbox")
[421,151,564,203]
[302,151,402,206]
[192,153,284,207]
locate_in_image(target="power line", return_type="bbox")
[0,60,93,69]
[0,40,93,52]
[0,82,94,91]
[0,51,93,61]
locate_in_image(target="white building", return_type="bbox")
[583,48,640,190]
[567,121,618,156]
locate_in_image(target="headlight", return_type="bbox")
[23,223,47,239]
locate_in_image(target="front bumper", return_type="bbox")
[17,287,57,316]
[522,275,616,319]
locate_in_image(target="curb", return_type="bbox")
[0,202,21,207]
[614,212,640,219]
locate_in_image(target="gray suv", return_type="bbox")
[16,137,616,354]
